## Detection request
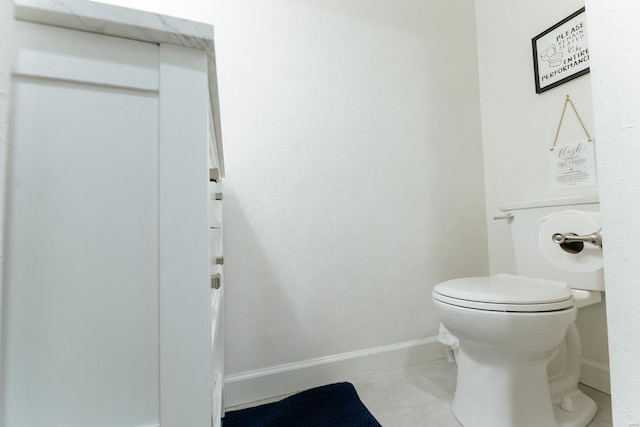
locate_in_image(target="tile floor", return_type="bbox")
[229,358,613,426]
[351,359,612,427]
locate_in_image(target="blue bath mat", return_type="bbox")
[222,382,382,427]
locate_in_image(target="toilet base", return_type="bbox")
[451,351,559,427]
[553,388,597,427]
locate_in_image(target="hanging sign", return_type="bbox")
[548,95,596,189]
[549,139,597,189]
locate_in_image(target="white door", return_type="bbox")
[3,22,160,427]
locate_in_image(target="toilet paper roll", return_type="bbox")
[539,210,603,272]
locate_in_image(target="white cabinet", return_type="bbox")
[1,2,224,426]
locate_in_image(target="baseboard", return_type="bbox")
[224,336,446,408]
[580,358,611,395]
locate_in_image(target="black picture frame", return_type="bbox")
[532,7,590,94]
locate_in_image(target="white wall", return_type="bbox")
[93,0,488,378]
[474,0,609,391]
[586,0,640,424]
[213,0,488,375]
[475,0,597,274]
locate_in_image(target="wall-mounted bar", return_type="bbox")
[552,229,602,248]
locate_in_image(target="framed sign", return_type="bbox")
[532,7,590,94]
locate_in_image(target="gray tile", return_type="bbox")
[226,358,612,427]
[352,359,461,426]
[351,359,612,427]
[580,384,613,427]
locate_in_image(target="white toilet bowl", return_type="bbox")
[434,198,603,426]
[433,274,584,427]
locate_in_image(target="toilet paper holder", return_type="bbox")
[552,229,603,249]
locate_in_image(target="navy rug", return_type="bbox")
[223,382,382,427]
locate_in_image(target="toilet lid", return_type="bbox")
[433,273,574,312]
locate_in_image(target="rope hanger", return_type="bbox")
[550,94,592,151]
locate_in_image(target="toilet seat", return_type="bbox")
[433,273,574,312]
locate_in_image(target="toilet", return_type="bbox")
[433,196,603,427]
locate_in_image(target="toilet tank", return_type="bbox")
[500,195,604,291]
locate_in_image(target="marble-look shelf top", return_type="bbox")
[14,0,215,53]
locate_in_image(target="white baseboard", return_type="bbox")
[224,336,446,408]
[580,358,611,395]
